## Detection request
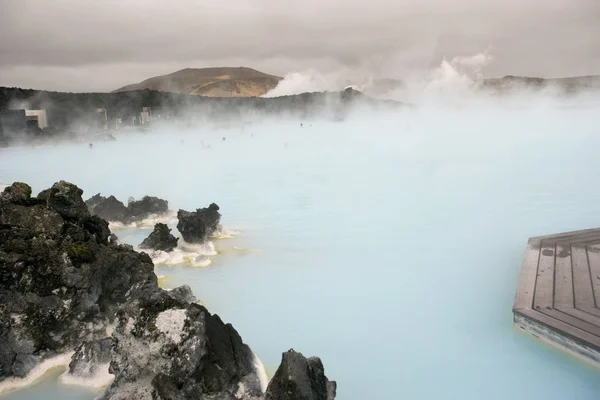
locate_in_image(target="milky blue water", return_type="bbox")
[2,104,600,399]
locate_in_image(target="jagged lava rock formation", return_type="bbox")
[127,196,169,219]
[0,182,336,399]
[0,181,156,379]
[100,286,266,399]
[66,337,114,386]
[139,223,178,252]
[177,203,221,243]
[85,194,129,222]
[86,194,168,223]
[266,349,336,400]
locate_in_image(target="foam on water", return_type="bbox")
[108,211,177,230]
[211,226,241,239]
[0,353,73,395]
[252,352,269,393]
[58,365,114,390]
[144,240,217,267]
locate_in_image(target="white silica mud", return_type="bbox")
[107,211,178,230]
[109,214,234,268]
[0,354,74,395]
[154,308,188,345]
[1,92,600,399]
[58,364,114,390]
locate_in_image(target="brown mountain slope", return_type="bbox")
[113,67,282,97]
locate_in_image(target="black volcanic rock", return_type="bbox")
[37,181,91,221]
[265,349,337,400]
[176,203,221,243]
[67,338,114,379]
[86,194,169,223]
[166,285,195,304]
[0,182,32,204]
[140,223,178,252]
[100,290,265,400]
[127,196,168,220]
[86,194,128,222]
[0,181,336,400]
[0,182,157,380]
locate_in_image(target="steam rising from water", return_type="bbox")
[263,51,494,98]
[264,51,599,106]
[1,80,600,400]
[263,70,340,97]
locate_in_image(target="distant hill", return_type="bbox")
[113,67,282,97]
[0,86,403,142]
[481,75,600,92]
[357,75,600,97]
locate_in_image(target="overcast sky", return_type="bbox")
[1,0,599,92]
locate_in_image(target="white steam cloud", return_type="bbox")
[263,70,341,98]
[263,50,495,101]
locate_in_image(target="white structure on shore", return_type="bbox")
[140,107,152,125]
[25,110,48,130]
[96,108,108,130]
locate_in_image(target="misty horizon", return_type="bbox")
[1,0,599,92]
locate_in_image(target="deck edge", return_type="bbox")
[514,311,600,366]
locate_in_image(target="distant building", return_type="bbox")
[0,109,27,137]
[95,108,108,130]
[140,107,152,125]
[25,110,48,130]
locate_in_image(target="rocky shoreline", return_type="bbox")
[0,181,336,399]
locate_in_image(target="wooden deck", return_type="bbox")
[513,228,600,362]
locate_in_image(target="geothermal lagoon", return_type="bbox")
[2,104,600,399]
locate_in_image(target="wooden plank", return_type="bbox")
[554,243,574,308]
[567,237,600,245]
[576,306,600,318]
[556,236,600,249]
[586,245,600,307]
[517,308,600,350]
[533,241,556,310]
[515,228,600,361]
[554,306,600,329]
[533,308,600,339]
[533,308,600,342]
[513,238,541,311]
[531,228,600,241]
[571,245,596,309]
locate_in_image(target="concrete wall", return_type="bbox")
[25,110,48,129]
[140,111,150,125]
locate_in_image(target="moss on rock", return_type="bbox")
[67,243,95,264]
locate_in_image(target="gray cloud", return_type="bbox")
[0,0,599,91]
